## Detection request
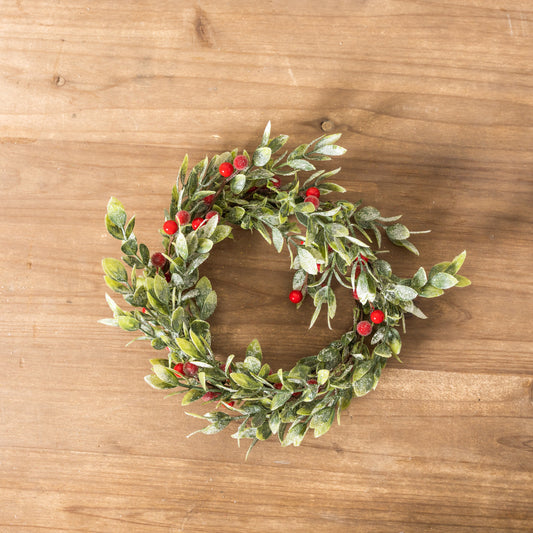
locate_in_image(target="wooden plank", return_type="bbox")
[0,0,532,531]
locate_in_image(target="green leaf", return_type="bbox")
[231,173,247,194]
[352,360,373,382]
[292,269,306,290]
[246,338,262,361]
[117,315,139,331]
[125,216,135,238]
[145,374,176,390]
[326,223,349,237]
[211,224,233,244]
[386,223,410,241]
[152,364,179,386]
[386,329,402,355]
[268,134,289,153]
[201,415,232,435]
[373,343,393,358]
[271,226,284,253]
[411,267,427,289]
[121,237,137,256]
[327,287,337,320]
[454,274,471,287]
[200,291,217,319]
[446,250,467,275]
[356,206,380,222]
[98,318,118,327]
[230,372,261,390]
[429,261,451,278]
[243,356,261,374]
[171,306,186,331]
[353,372,374,397]
[190,329,207,356]
[319,182,346,193]
[315,133,342,148]
[356,271,376,304]
[104,275,128,294]
[418,285,445,298]
[268,410,281,435]
[288,159,315,172]
[182,388,204,405]
[196,238,213,254]
[196,214,219,240]
[298,247,318,275]
[399,239,420,256]
[105,214,124,239]
[260,121,271,146]
[175,232,188,260]
[394,284,418,301]
[430,271,459,289]
[310,407,335,438]
[317,369,330,385]
[271,391,292,411]
[313,145,346,157]
[107,197,127,227]
[176,338,200,358]
[153,274,170,304]
[178,154,188,187]
[253,146,272,167]
[139,243,150,265]
[256,421,272,441]
[282,422,308,447]
[102,258,128,283]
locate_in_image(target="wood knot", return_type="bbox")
[54,75,65,87]
[321,120,334,132]
[195,7,215,48]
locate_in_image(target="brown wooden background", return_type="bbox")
[1,1,532,531]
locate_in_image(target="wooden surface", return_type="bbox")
[1,1,532,531]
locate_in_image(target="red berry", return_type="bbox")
[306,187,320,198]
[289,290,303,303]
[151,252,166,268]
[201,391,219,402]
[271,177,281,188]
[352,288,359,300]
[163,220,178,235]
[219,162,234,177]
[191,217,204,230]
[203,194,214,205]
[226,400,235,408]
[184,362,198,376]
[141,307,146,313]
[304,195,320,209]
[205,210,219,220]
[274,382,283,389]
[173,363,185,377]
[176,210,190,225]
[164,271,172,283]
[317,263,322,273]
[356,320,373,337]
[370,309,385,324]
[233,155,249,170]
[299,239,305,245]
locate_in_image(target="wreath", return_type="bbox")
[101,122,469,456]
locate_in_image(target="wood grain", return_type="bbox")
[1,1,532,531]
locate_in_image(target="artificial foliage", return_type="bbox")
[101,122,469,456]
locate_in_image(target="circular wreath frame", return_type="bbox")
[101,122,469,455]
